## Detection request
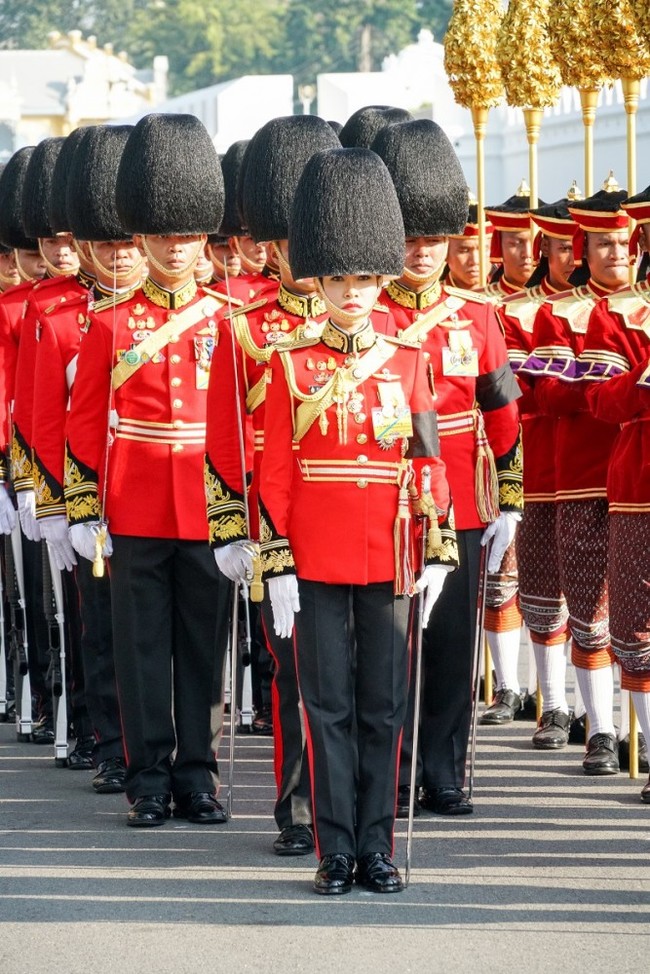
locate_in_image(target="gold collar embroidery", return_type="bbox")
[277,284,326,320]
[321,319,376,354]
[386,279,442,311]
[143,276,198,310]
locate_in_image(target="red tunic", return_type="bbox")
[64,279,229,540]
[520,281,620,502]
[259,318,454,585]
[11,274,89,493]
[497,279,563,502]
[205,284,327,547]
[580,282,650,512]
[0,280,35,482]
[377,281,522,530]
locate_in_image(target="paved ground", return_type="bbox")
[1,702,649,974]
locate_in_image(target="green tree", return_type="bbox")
[417,0,453,40]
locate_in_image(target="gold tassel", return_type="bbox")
[474,408,499,523]
[393,461,416,596]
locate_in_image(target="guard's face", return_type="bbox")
[208,242,241,275]
[446,237,483,288]
[0,250,20,288]
[233,235,266,272]
[137,234,205,274]
[500,230,533,286]
[321,274,381,319]
[15,248,46,281]
[193,243,213,281]
[585,231,630,289]
[39,233,79,274]
[403,236,448,279]
[92,239,141,275]
[544,236,576,290]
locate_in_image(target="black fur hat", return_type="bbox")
[115,113,224,235]
[241,115,341,243]
[67,126,133,241]
[289,147,405,279]
[219,141,249,237]
[22,137,65,239]
[338,105,413,149]
[0,149,39,250]
[50,127,92,234]
[371,119,468,237]
[0,166,7,254]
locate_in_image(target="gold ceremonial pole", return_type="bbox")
[471,107,489,286]
[523,109,543,210]
[578,88,599,196]
[622,77,640,286]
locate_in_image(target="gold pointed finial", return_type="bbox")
[566,179,584,202]
[602,170,620,192]
[516,178,531,197]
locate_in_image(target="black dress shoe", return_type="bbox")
[356,853,404,894]
[480,688,522,725]
[92,756,127,794]
[31,717,55,745]
[396,785,420,819]
[568,712,587,744]
[420,787,473,816]
[252,705,273,736]
[127,794,171,827]
[67,735,96,769]
[532,709,571,749]
[618,734,649,773]
[583,733,619,775]
[516,691,539,722]
[641,776,650,804]
[273,823,314,856]
[313,854,355,895]
[173,792,227,824]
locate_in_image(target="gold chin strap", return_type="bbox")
[314,277,374,329]
[89,243,146,285]
[38,240,80,278]
[234,237,265,275]
[400,260,445,290]
[13,250,37,283]
[141,237,203,280]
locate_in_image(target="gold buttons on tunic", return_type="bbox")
[173,419,185,429]
[171,377,182,387]
[170,354,181,364]
[357,479,368,489]
[356,433,368,445]
[171,443,183,453]
[356,455,368,465]
[172,398,183,409]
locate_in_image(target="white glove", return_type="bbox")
[268,574,300,639]
[481,511,521,573]
[70,521,113,563]
[415,564,452,628]
[213,540,257,583]
[39,516,77,572]
[17,490,41,542]
[0,487,17,535]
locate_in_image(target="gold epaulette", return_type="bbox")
[224,297,267,319]
[202,285,240,307]
[607,284,650,330]
[372,303,390,313]
[445,283,489,305]
[92,290,138,314]
[501,286,548,332]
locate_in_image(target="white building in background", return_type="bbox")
[0,30,167,160]
[118,74,294,152]
[317,28,650,204]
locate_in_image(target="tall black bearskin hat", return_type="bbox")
[22,137,65,239]
[289,147,405,280]
[67,126,133,241]
[49,127,92,233]
[0,166,9,254]
[218,140,249,237]
[327,120,343,137]
[240,115,341,243]
[338,105,413,149]
[371,119,468,237]
[115,113,224,235]
[0,148,38,251]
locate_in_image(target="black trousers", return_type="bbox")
[261,597,311,830]
[400,529,481,791]
[75,558,123,764]
[109,535,230,801]
[295,579,409,859]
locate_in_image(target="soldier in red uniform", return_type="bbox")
[444,194,493,292]
[260,146,455,894]
[64,114,232,826]
[520,184,630,775]
[579,185,650,796]
[484,183,537,301]
[496,195,583,747]
[206,115,339,857]
[370,119,522,814]
[32,125,144,793]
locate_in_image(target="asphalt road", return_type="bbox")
[1,702,649,974]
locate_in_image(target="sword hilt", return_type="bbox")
[92,525,106,578]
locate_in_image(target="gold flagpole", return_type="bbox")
[444,0,505,289]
